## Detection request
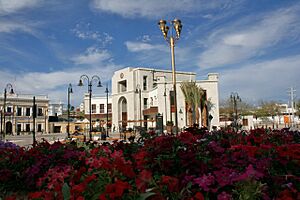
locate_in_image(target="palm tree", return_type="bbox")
[180,81,194,127]
[180,81,206,127]
[191,84,204,125]
[200,90,208,127]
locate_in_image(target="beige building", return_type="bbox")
[0,93,49,135]
[110,67,220,131]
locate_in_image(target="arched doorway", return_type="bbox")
[6,121,12,135]
[118,97,127,131]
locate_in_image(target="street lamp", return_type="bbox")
[135,84,142,127]
[163,82,168,126]
[158,18,182,135]
[2,83,14,140]
[230,92,241,132]
[78,75,102,141]
[67,83,73,138]
[105,84,109,137]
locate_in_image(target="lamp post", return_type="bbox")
[67,84,73,138]
[158,19,182,135]
[105,84,109,137]
[135,84,142,127]
[230,92,241,132]
[2,83,14,140]
[78,75,102,141]
[163,82,168,126]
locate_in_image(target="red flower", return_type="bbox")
[28,191,43,199]
[104,180,131,198]
[136,170,152,192]
[161,176,179,192]
[193,192,204,200]
[72,183,86,194]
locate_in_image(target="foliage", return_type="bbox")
[180,81,206,126]
[0,129,299,199]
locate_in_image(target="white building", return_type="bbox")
[110,67,219,131]
[48,102,64,116]
[0,93,49,135]
[82,93,112,130]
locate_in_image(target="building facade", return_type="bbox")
[82,93,112,131]
[110,67,219,131]
[0,93,49,135]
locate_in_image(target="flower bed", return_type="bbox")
[0,128,299,199]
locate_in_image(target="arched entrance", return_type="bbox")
[5,121,12,135]
[118,97,127,131]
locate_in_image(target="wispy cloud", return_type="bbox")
[198,6,300,68]
[0,0,42,15]
[219,54,300,102]
[0,20,36,34]
[71,46,112,66]
[125,41,165,52]
[91,0,240,19]
[71,22,113,47]
[0,63,121,105]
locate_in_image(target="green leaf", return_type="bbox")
[62,183,71,200]
[137,192,156,200]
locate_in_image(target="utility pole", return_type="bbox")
[288,87,296,128]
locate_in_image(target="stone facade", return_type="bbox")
[0,94,49,135]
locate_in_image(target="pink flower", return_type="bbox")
[193,174,215,192]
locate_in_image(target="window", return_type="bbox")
[26,124,30,132]
[26,108,31,116]
[118,80,127,92]
[92,104,96,113]
[100,104,104,113]
[17,124,21,133]
[37,124,42,132]
[7,107,12,113]
[143,98,148,109]
[143,76,147,90]
[108,103,112,113]
[38,108,43,116]
[17,107,22,116]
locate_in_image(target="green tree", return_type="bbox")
[180,81,206,127]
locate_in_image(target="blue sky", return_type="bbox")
[1,0,300,106]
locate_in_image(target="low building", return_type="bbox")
[110,67,220,131]
[0,93,49,135]
[82,93,112,131]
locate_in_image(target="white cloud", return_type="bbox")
[198,6,300,68]
[0,63,121,106]
[125,41,165,52]
[72,23,113,46]
[71,46,112,66]
[219,55,300,102]
[91,0,236,18]
[0,20,35,34]
[0,0,42,15]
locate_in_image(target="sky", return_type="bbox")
[0,0,300,107]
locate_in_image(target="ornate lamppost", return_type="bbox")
[105,84,109,137]
[2,83,14,140]
[135,84,142,127]
[78,75,102,141]
[230,92,241,132]
[158,19,182,135]
[67,83,73,138]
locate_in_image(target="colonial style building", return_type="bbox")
[82,93,112,131]
[0,93,49,135]
[109,67,219,131]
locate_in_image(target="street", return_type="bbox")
[4,133,67,147]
